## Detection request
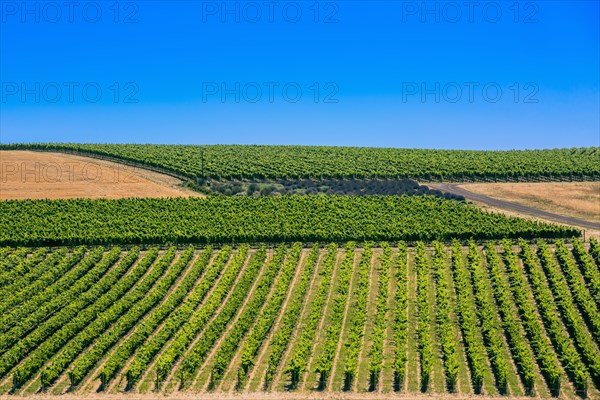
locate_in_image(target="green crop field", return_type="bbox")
[1,145,599,399]
[0,195,578,247]
[0,239,599,398]
[2,143,599,182]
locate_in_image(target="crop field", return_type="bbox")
[1,145,598,400]
[0,239,599,399]
[0,151,201,200]
[0,195,579,247]
[2,144,598,182]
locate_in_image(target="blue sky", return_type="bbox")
[1,0,599,149]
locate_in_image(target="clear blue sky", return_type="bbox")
[1,0,599,149]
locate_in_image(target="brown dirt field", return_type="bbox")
[458,182,600,224]
[0,151,204,200]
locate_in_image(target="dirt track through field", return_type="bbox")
[429,183,600,231]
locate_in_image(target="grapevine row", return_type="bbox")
[0,248,151,381]
[0,247,122,356]
[37,248,185,388]
[500,241,562,395]
[261,244,319,389]
[51,248,194,387]
[106,246,207,387]
[208,244,295,388]
[343,243,374,390]
[392,242,408,390]
[554,240,600,345]
[0,248,46,288]
[519,241,589,393]
[97,246,228,386]
[0,195,579,247]
[1,247,102,335]
[177,246,269,386]
[483,243,536,394]
[0,247,15,271]
[450,240,488,393]
[571,238,600,309]
[10,143,598,182]
[0,248,65,311]
[17,247,137,386]
[284,244,338,388]
[0,248,78,316]
[0,248,29,270]
[432,242,459,392]
[415,242,433,391]
[152,246,251,385]
[69,246,214,386]
[589,237,600,267]
[10,248,165,388]
[466,242,510,393]
[534,241,600,387]
[313,243,356,389]
[237,243,313,387]
[367,243,392,391]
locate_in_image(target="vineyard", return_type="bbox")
[2,144,599,182]
[0,239,599,398]
[0,195,578,247]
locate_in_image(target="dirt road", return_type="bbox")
[429,183,600,231]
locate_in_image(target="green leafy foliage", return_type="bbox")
[432,242,459,392]
[0,248,45,289]
[313,243,355,389]
[10,248,164,388]
[466,242,509,393]
[392,242,408,390]
[450,240,488,393]
[36,248,180,388]
[237,243,315,388]
[0,196,578,247]
[554,241,600,345]
[177,246,268,386]
[5,143,598,182]
[519,241,589,393]
[501,241,562,395]
[571,238,600,309]
[484,243,536,394]
[0,247,123,357]
[415,243,433,391]
[69,246,212,386]
[2,240,599,394]
[206,245,290,388]
[284,244,337,388]
[343,243,373,390]
[0,247,94,335]
[153,246,251,385]
[367,243,392,391]
[536,241,600,388]
[0,248,76,316]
